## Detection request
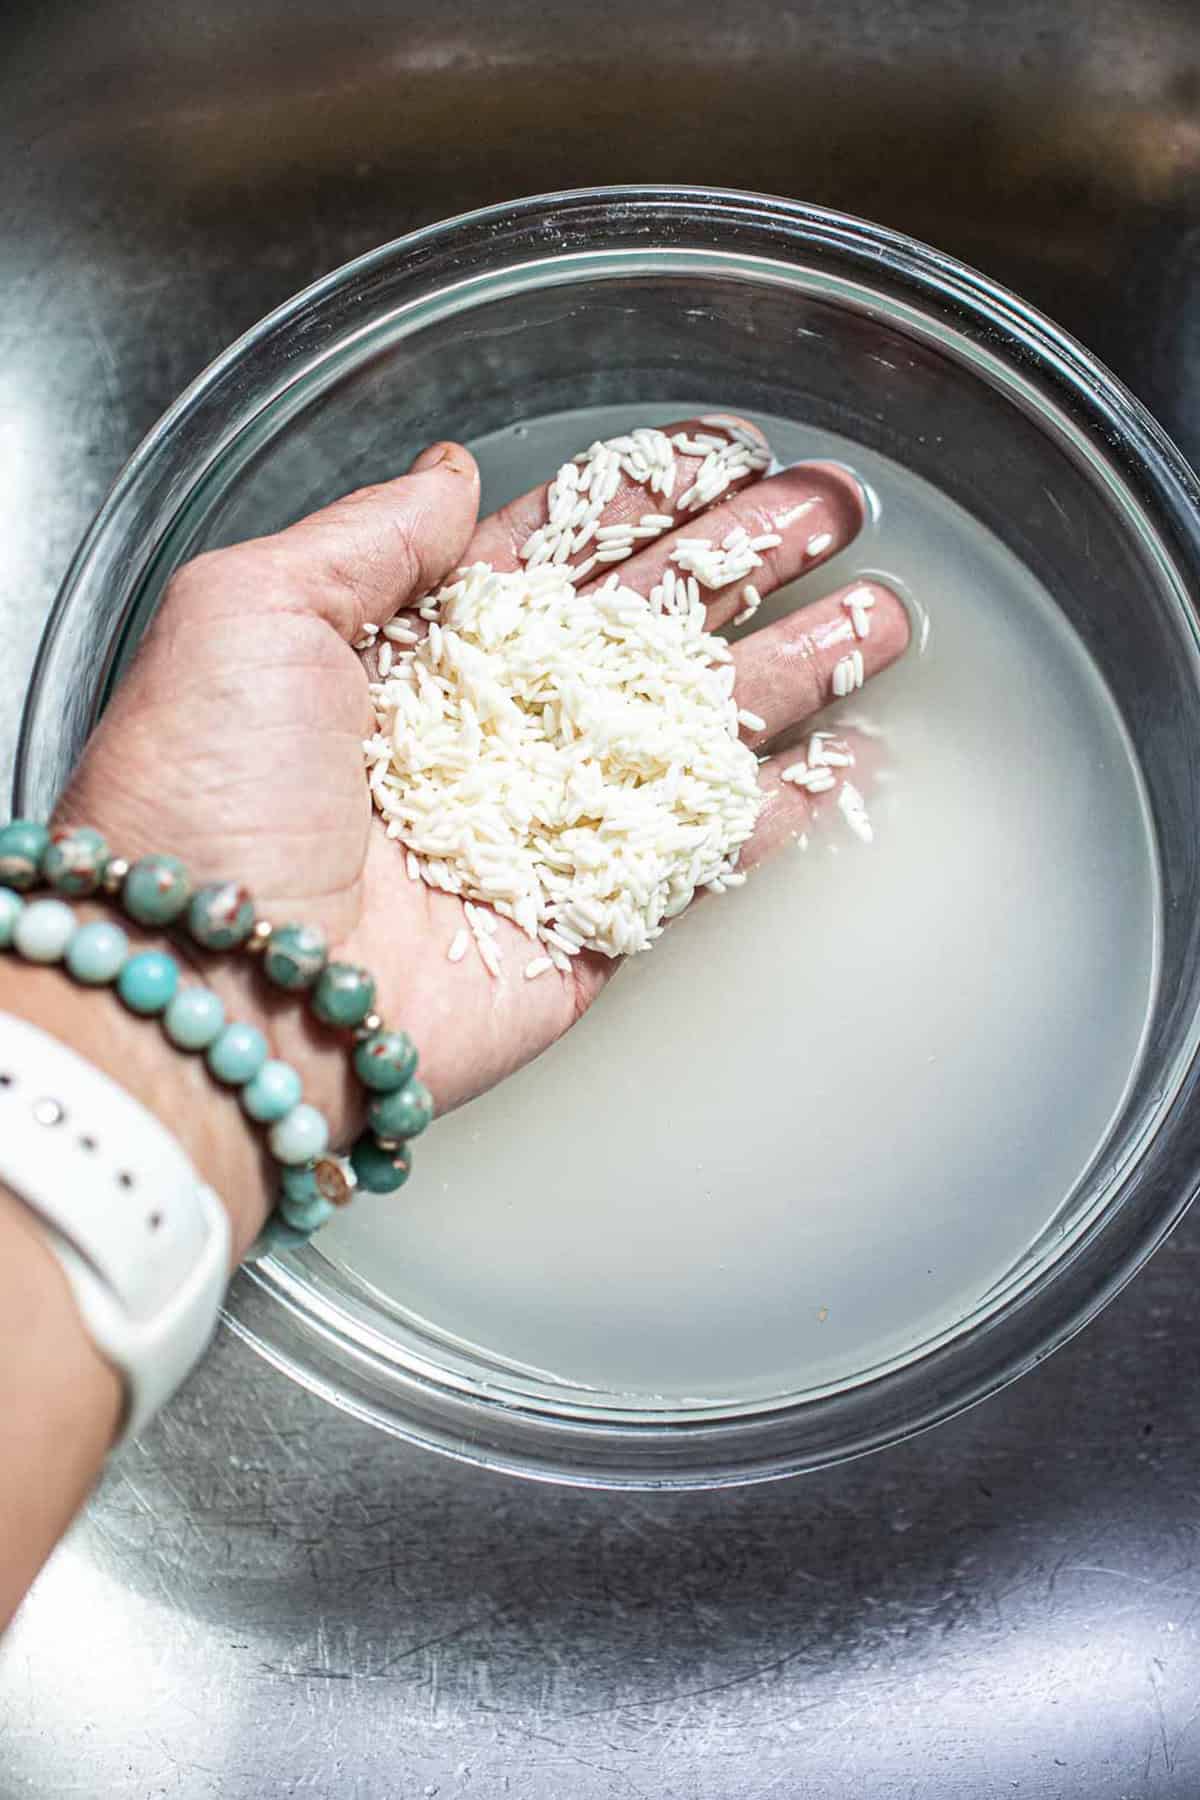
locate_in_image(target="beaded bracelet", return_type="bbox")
[0,818,433,1254]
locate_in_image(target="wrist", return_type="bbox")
[189,946,364,1154]
[48,795,368,1171]
[0,908,272,1259]
[0,1181,123,1625]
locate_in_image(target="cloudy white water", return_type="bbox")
[322,405,1158,1407]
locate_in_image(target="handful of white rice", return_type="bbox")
[364,561,764,968]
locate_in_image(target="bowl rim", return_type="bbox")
[18,185,1200,1488]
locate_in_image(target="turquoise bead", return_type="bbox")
[250,1215,311,1257]
[278,1188,336,1234]
[122,854,190,926]
[13,898,76,963]
[351,1133,413,1193]
[267,1103,329,1166]
[352,1029,418,1093]
[206,1021,269,1085]
[0,820,49,891]
[280,1163,323,1206]
[367,1078,433,1141]
[164,986,226,1051]
[311,961,376,1028]
[117,949,180,1015]
[263,922,328,991]
[187,881,255,951]
[0,887,24,947]
[42,825,108,897]
[241,1059,303,1123]
[65,919,129,985]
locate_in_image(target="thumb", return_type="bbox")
[251,441,480,642]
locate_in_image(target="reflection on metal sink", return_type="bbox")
[5,1,1200,463]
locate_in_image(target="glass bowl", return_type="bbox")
[17,188,1200,1488]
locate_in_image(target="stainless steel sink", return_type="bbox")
[4,4,1200,1793]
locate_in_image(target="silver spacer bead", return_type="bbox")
[373,1136,401,1151]
[245,919,274,955]
[101,857,130,895]
[355,1012,383,1039]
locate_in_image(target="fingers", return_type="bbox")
[211,442,482,643]
[610,462,866,627]
[462,416,771,577]
[731,579,909,749]
[742,730,885,867]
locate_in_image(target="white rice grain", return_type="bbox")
[733,583,762,627]
[837,779,874,843]
[383,618,420,644]
[477,934,502,977]
[832,653,863,698]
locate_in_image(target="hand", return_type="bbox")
[58,421,909,1242]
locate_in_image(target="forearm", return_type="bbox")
[0,941,269,1628]
[0,1183,121,1626]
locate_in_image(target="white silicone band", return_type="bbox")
[0,1012,230,1438]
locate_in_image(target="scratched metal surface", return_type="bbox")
[4,2,1200,1793]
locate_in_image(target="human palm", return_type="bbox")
[61,424,907,1146]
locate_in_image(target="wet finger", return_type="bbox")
[463,415,772,578]
[597,460,865,627]
[741,730,886,866]
[731,579,909,750]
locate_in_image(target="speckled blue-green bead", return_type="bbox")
[249,1215,311,1257]
[367,1078,433,1142]
[311,960,376,1028]
[205,1021,268,1085]
[240,1059,303,1123]
[350,1133,413,1193]
[267,1103,329,1166]
[116,949,179,1015]
[186,880,255,951]
[13,898,76,963]
[164,985,226,1051]
[352,1029,418,1093]
[263,922,327,991]
[0,887,23,947]
[278,1187,337,1234]
[0,820,49,891]
[121,854,190,926]
[42,825,108,897]
[65,919,129,985]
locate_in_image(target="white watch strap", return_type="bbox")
[0,1011,230,1439]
